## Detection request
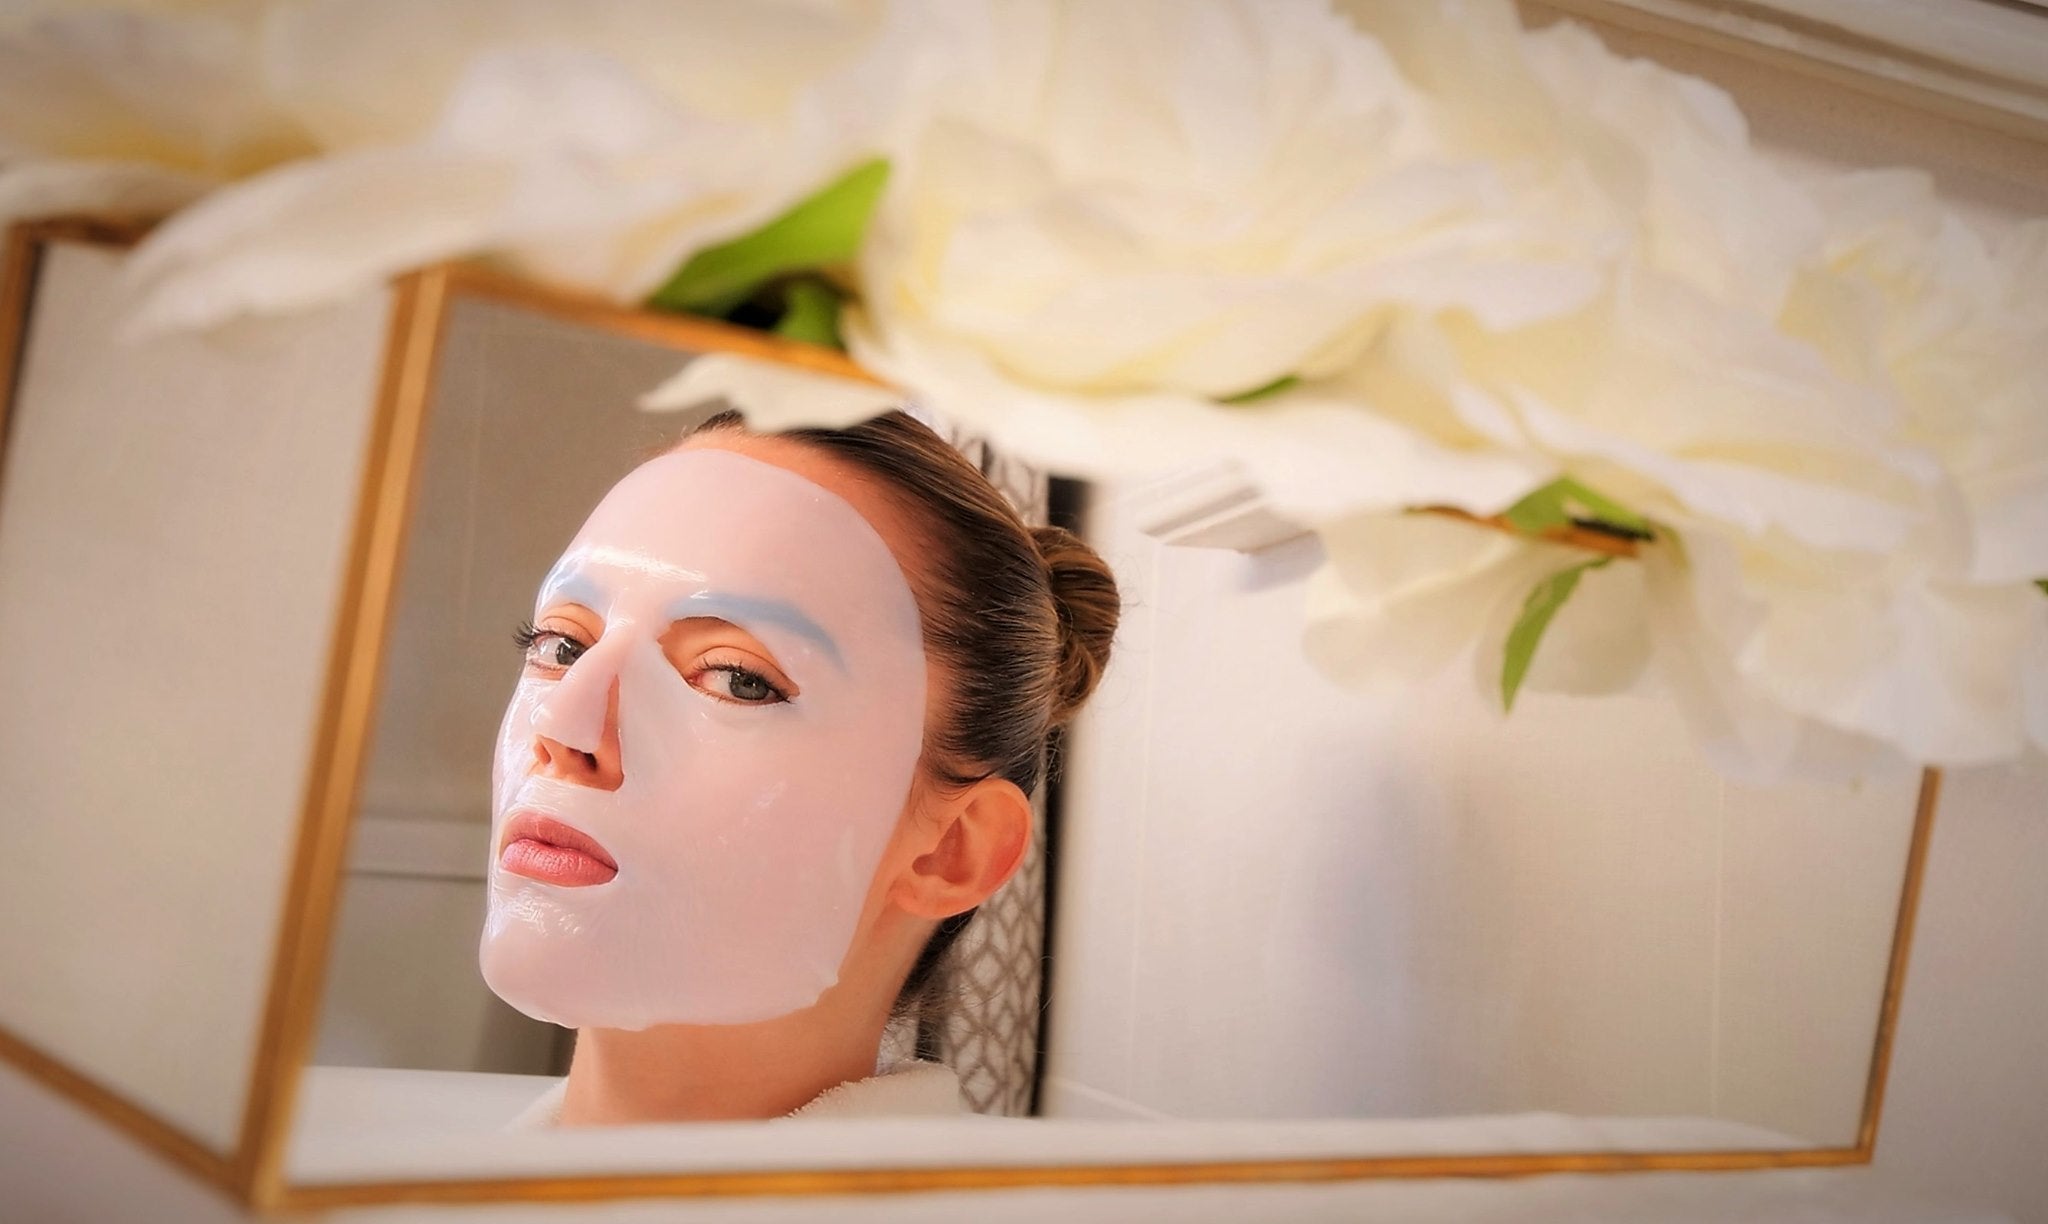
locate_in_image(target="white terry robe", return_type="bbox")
[506,1060,966,1129]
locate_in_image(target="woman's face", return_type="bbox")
[478,438,930,1030]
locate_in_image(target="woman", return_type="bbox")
[481,410,1119,1125]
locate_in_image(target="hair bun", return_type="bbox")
[1030,524,1120,725]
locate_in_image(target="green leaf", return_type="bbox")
[1501,480,1575,534]
[1501,558,1609,712]
[2037,578,2048,598]
[1501,477,1651,538]
[773,277,845,349]
[647,158,890,316]
[1220,374,1301,404]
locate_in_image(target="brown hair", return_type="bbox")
[689,410,1119,1029]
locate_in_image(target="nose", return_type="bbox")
[532,676,625,791]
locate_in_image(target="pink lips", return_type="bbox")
[498,812,618,887]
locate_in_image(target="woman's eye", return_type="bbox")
[698,664,788,705]
[514,621,589,671]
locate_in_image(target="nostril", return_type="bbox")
[576,750,598,772]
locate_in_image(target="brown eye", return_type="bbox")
[540,635,586,668]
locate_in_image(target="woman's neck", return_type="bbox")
[554,985,892,1125]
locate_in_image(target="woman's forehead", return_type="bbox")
[542,447,921,648]
[577,446,862,556]
[677,432,927,572]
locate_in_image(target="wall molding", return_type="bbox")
[1537,0,2048,142]
[346,814,489,882]
[1124,463,1310,553]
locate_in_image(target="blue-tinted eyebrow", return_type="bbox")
[666,592,845,672]
[536,562,846,672]
[538,570,605,615]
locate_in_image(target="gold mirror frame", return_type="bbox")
[0,219,1939,1212]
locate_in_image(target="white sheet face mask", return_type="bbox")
[479,447,927,1029]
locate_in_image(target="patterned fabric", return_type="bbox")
[879,407,1051,1117]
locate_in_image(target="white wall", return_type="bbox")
[0,245,389,1152]
[1041,493,1921,1141]
[1872,763,2048,1224]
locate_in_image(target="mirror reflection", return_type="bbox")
[295,283,1922,1171]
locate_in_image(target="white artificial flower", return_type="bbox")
[1679,170,2048,766]
[1300,2,2045,776]
[1657,510,2039,773]
[1331,1,1943,558]
[1636,533,1916,782]
[0,3,310,226]
[1304,510,1649,702]
[120,0,940,333]
[1786,169,2048,586]
[643,352,901,430]
[819,0,1600,523]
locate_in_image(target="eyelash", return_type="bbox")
[513,619,588,669]
[512,621,790,704]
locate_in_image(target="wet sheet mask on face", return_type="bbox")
[480,447,927,1030]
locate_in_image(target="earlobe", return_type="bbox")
[891,777,1032,919]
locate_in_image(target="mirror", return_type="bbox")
[0,223,394,1183]
[0,225,1932,1210]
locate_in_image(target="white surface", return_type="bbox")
[284,1065,1803,1185]
[0,244,388,1151]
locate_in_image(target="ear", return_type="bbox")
[889,776,1032,920]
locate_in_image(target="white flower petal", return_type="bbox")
[1477,550,1652,701]
[1732,558,2036,765]
[263,0,903,149]
[124,46,805,332]
[1640,541,1914,783]
[128,4,928,332]
[1306,508,1648,703]
[123,147,521,334]
[0,7,301,176]
[845,311,1553,521]
[0,158,214,228]
[639,353,903,430]
[1304,512,1533,689]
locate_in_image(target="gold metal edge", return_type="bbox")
[0,1023,238,1194]
[0,224,46,426]
[232,268,455,1211]
[1853,766,1942,1156]
[276,1146,1869,1209]
[437,262,894,388]
[267,269,1930,1208]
